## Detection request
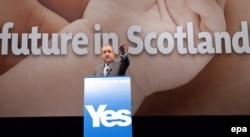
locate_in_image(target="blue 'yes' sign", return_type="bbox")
[84,76,132,137]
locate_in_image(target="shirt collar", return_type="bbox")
[104,63,111,67]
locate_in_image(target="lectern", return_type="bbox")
[83,76,132,137]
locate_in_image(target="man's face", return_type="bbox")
[101,45,115,64]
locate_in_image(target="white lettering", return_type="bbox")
[1,21,250,56]
[231,127,248,134]
[85,104,132,128]
[127,25,143,54]
[232,21,250,54]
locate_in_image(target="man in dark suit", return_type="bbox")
[94,42,130,76]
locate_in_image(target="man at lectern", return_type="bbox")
[94,42,130,76]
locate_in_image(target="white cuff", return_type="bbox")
[120,53,127,60]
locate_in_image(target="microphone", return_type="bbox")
[106,67,112,76]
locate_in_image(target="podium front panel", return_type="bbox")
[84,76,132,137]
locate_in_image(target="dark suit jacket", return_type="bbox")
[94,55,130,76]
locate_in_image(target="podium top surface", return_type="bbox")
[84,75,131,78]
